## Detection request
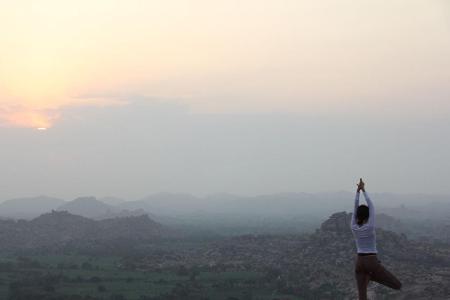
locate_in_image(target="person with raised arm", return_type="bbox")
[351,178,402,300]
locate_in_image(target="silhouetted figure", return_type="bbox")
[351,178,401,300]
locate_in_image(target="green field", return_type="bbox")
[0,254,297,300]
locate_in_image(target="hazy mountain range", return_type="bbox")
[1,192,449,222]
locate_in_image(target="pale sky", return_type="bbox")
[0,1,449,199]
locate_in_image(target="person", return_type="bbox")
[351,178,402,300]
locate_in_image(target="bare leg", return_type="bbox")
[356,271,370,300]
[369,259,402,290]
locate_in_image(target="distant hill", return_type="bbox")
[98,196,126,206]
[57,197,117,219]
[117,192,450,219]
[96,208,149,220]
[0,196,65,219]
[119,193,203,215]
[117,192,347,216]
[57,197,151,220]
[0,211,170,253]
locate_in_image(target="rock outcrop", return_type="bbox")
[320,211,351,233]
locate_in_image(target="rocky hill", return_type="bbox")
[0,211,169,253]
[56,197,117,219]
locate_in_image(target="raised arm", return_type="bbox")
[363,191,375,227]
[351,190,360,227]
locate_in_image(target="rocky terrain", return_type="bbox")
[0,210,448,299]
[123,212,450,299]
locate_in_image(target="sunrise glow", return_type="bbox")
[2,110,57,129]
[0,0,449,128]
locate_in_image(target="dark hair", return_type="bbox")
[356,204,369,225]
